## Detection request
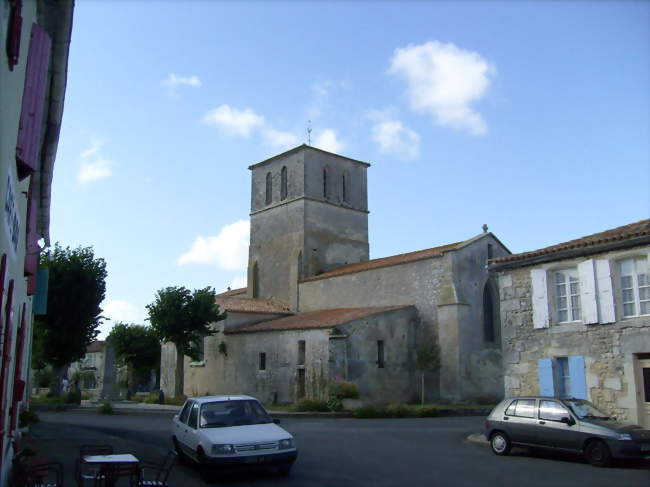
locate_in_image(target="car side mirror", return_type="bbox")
[560,416,574,426]
[273,418,281,424]
[173,415,178,421]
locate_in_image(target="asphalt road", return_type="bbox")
[33,411,650,487]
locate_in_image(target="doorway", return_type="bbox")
[637,358,650,428]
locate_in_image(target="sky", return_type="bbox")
[50,1,650,339]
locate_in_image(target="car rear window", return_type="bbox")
[505,399,536,418]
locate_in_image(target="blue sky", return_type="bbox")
[51,1,650,338]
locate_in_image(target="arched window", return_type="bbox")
[297,251,303,280]
[252,261,260,298]
[323,168,328,199]
[483,283,495,343]
[265,172,272,205]
[342,172,348,202]
[281,166,288,200]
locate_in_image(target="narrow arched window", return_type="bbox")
[323,168,328,199]
[297,251,303,280]
[265,172,272,205]
[342,172,348,202]
[252,261,260,298]
[281,166,288,200]
[483,284,495,342]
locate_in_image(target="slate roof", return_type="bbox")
[300,241,461,283]
[86,341,105,353]
[215,296,292,315]
[225,305,412,334]
[490,219,650,267]
[248,144,371,170]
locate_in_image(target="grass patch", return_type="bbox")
[353,404,439,419]
[291,399,330,412]
[30,395,68,405]
[165,395,187,406]
[97,401,115,415]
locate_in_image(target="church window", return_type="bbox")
[265,172,272,205]
[297,251,303,280]
[377,340,385,368]
[297,340,305,365]
[483,284,495,342]
[252,261,259,298]
[259,352,266,371]
[487,244,493,261]
[281,166,288,200]
[323,168,328,199]
[342,172,348,202]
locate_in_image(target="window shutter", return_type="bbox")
[531,269,550,328]
[595,259,615,324]
[15,23,52,181]
[6,0,23,70]
[578,260,598,324]
[568,355,587,399]
[538,358,555,396]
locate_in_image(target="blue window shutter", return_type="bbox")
[538,358,554,396]
[568,356,588,399]
[33,268,49,315]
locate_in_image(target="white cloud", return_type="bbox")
[163,73,202,97]
[103,299,139,323]
[262,128,300,150]
[178,220,250,270]
[80,136,103,159]
[202,105,265,137]
[388,41,495,135]
[77,158,112,185]
[314,129,344,153]
[372,120,420,160]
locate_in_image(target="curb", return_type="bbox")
[467,433,488,445]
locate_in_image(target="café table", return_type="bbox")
[82,454,139,486]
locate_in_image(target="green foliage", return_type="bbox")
[165,395,187,406]
[97,401,115,415]
[35,369,54,388]
[33,244,107,368]
[414,405,439,418]
[143,391,160,404]
[327,380,359,399]
[107,323,160,391]
[18,409,40,428]
[147,286,226,361]
[326,397,343,412]
[292,399,330,412]
[30,394,67,405]
[415,341,441,372]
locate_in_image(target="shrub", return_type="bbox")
[293,399,330,412]
[31,394,67,405]
[165,395,187,406]
[414,405,438,418]
[385,403,411,418]
[352,405,387,418]
[327,380,359,399]
[35,369,54,388]
[97,401,115,415]
[326,397,343,412]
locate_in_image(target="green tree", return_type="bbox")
[107,323,161,396]
[33,244,107,394]
[146,286,226,396]
[415,340,441,405]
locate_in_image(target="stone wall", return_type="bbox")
[496,247,650,424]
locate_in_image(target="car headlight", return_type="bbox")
[616,433,632,441]
[278,438,294,450]
[212,444,236,455]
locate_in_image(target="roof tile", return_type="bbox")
[225,305,412,334]
[216,296,292,315]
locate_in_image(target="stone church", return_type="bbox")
[161,145,510,404]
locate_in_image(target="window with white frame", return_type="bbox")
[554,269,581,323]
[619,257,650,317]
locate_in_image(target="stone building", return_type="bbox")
[0,1,74,484]
[489,220,650,427]
[162,145,510,404]
[68,341,119,400]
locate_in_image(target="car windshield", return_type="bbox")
[563,399,610,420]
[199,400,273,428]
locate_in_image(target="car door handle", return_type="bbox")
[503,416,509,420]
[538,421,545,425]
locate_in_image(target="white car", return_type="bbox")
[172,395,297,478]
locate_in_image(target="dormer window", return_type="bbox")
[281,166,287,200]
[265,172,272,205]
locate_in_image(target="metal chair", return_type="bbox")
[76,444,114,487]
[18,460,64,487]
[93,462,140,487]
[137,451,177,487]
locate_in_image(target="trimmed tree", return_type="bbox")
[33,244,107,395]
[415,340,441,405]
[107,323,161,397]
[146,286,226,396]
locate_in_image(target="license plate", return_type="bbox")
[244,456,265,463]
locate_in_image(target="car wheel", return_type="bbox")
[490,431,512,456]
[197,447,212,482]
[584,440,611,467]
[173,437,187,464]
